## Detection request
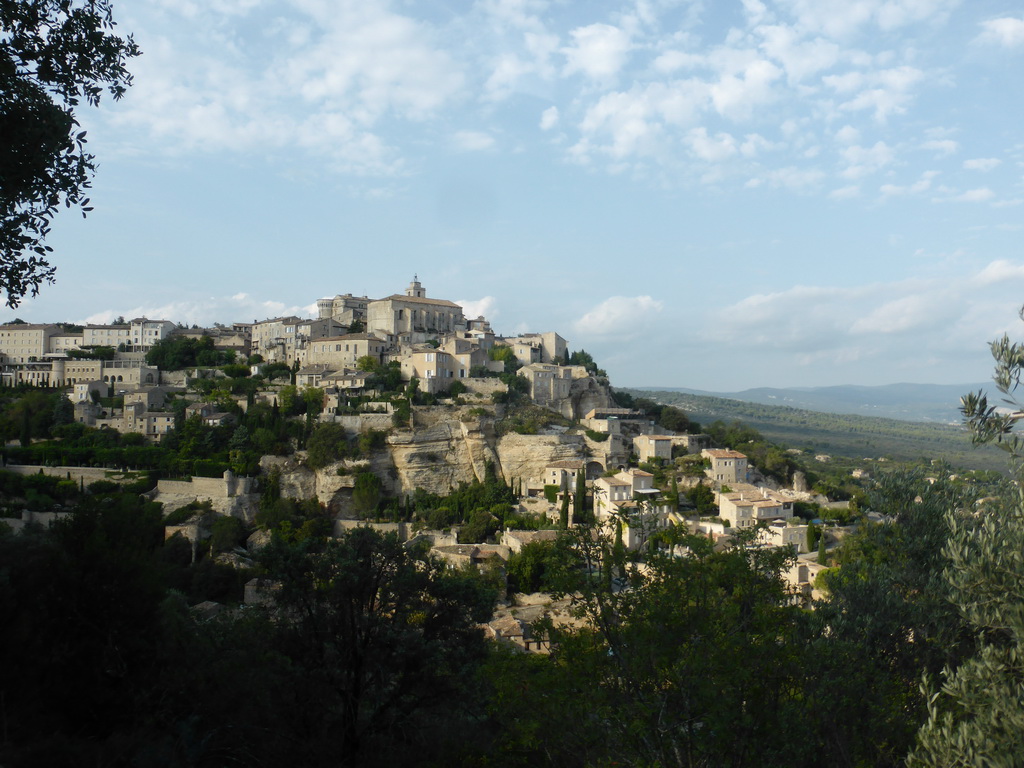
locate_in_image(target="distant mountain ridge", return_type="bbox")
[631,382,990,424]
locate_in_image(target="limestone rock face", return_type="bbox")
[387,420,483,497]
[565,376,615,420]
[260,454,373,513]
[258,406,591,504]
[261,455,317,500]
[495,432,587,488]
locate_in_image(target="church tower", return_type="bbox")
[406,275,426,299]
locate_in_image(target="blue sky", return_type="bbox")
[6,0,1024,391]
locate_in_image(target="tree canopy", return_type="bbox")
[1,0,139,305]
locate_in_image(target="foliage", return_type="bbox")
[0,0,140,306]
[306,422,349,470]
[257,529,497,765]
[909,311,1024,765]
[584,428,609,442]
[505,538,563,594]
[209,515,246,553]
[810,470,975,765]
[351,471,382,518]
[495,402,569,436]
[505,526,812,767]
[146,334,236,369]
[458,508,499,544]
[686,482,716,513]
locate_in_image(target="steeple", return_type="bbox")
[406,275,425,298]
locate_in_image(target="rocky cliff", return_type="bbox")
[261,404,596,510]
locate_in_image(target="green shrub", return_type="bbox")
[87,479,119,495]
[543,485,560,504]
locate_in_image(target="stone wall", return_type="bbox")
[461,378,507,396]
[330,413,395,432]
[2,464,123,485]
[155,471,254,499]
[149,472,260,522]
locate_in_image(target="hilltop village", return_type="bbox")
[2,278,1011,768]
[0,278,836,624]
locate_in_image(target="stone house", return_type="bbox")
[500,529,560,554]
[129,318,177,351]
[593,468,673,549]
[634,434,675,463]
[185,402,235,427]
[400,346,458,393]
[702,448,750,484]
[124,386,169,411]
[304,333,388,370]
[0,323,59,363]
[716,487,794,529]
[73,380,108,403]
[82,323,131,348]
[316,293,371,327]
[757,519,809,553]
[505,332,567,365]
[121,402,177,440]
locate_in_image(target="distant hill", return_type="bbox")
[622,388,1008,473]
[632,382,990,424]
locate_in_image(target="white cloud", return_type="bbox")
[756,24,840,83]
[105,2,464,174]
[840,141,895,178]
[687,128,737,162]
[574,296,663,337]
[85,293,312,327]
[453,130,496,151]
[880,170,938,196]
[950,188,996,202]
[977,17,1024,47]
[921,139,957,156]
[963,157,1001,171]
[778,0,958,38]
[972,260,1024,286]
[834,124,860,144]
[562,23,632,80]
[539,106,559,131]
[829,184,861,199]
[825,66,924,122]
[749,165,825,190]
[850,294,942,334]
[456,296,498,320]
[706,262,1018,378]
[709,58,782,121]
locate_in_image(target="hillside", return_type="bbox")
[634,382,989,424]
[624,388,1008,473]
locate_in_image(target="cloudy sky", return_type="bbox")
[7,0,1024,391]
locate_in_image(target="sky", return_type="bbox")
[6,0,1024,392]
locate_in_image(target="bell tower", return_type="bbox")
[406,275,426,298]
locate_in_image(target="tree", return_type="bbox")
[258,529,497,765]
[908,309,1024,765]
[1,0,140,306]
[513,525,812,767]
[573,469,587,525]
[351,471,382,518]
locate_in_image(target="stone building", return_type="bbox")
[366,278,466,339]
